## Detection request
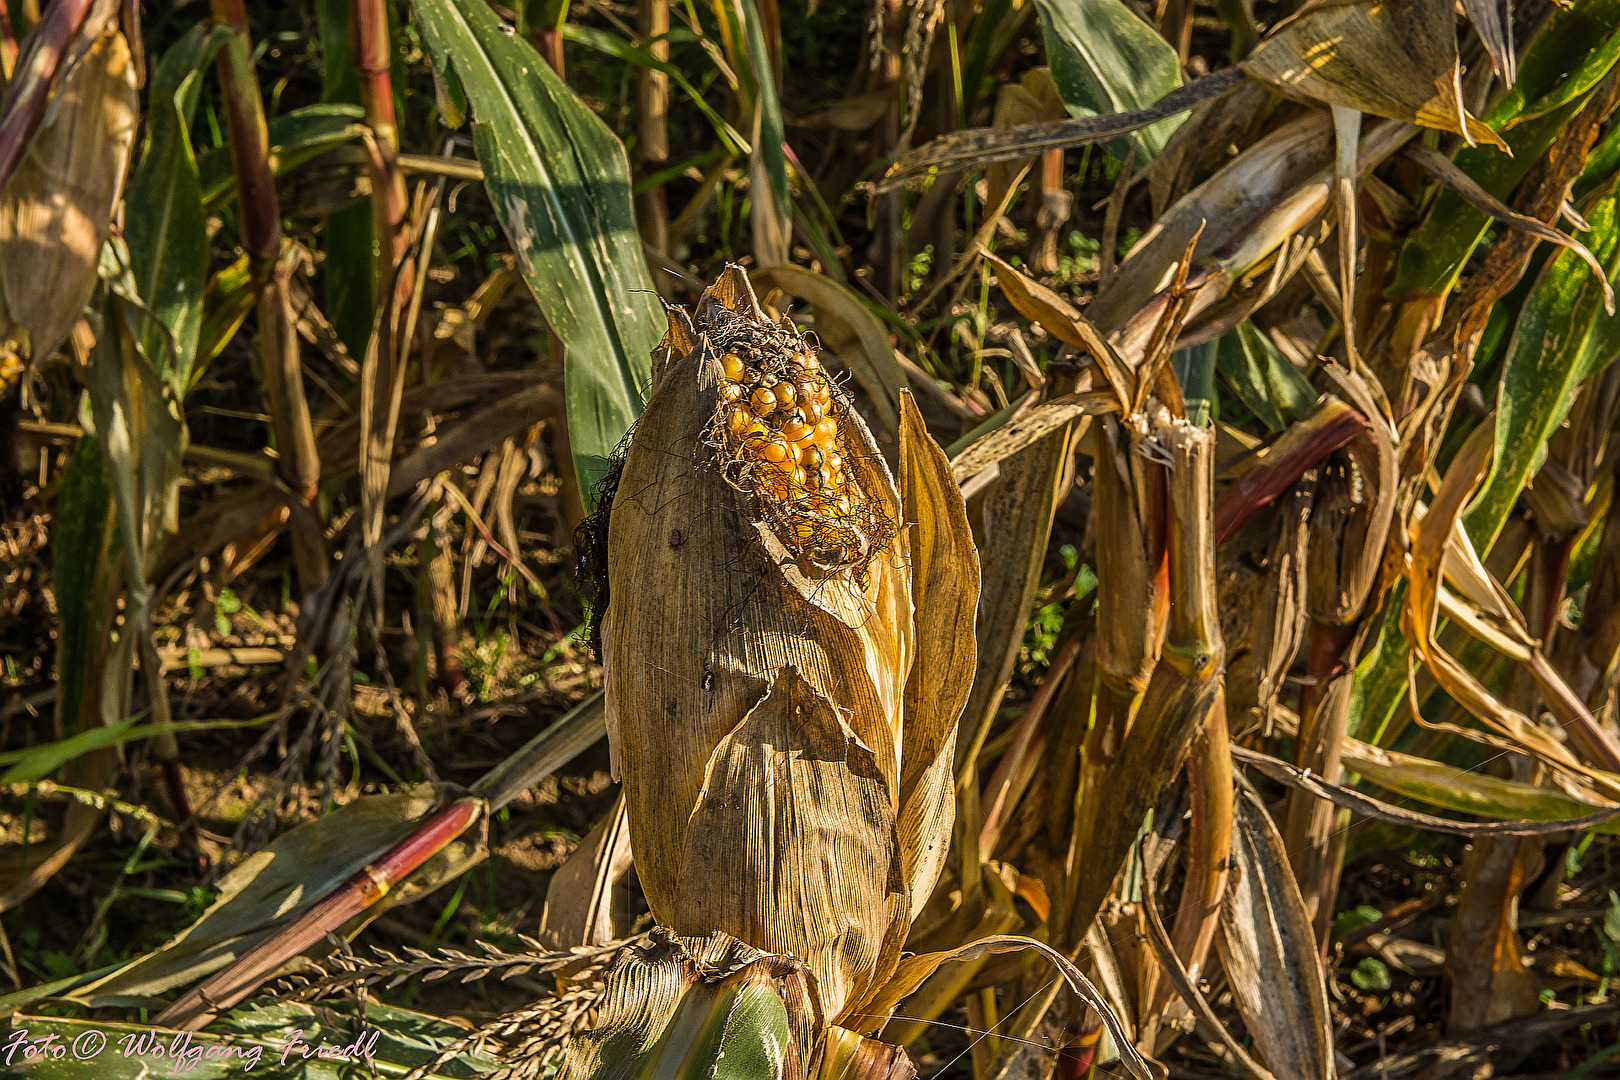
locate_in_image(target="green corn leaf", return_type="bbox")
[1214,320,1318,433]
[563,25,751,155]
[1346,582,1413,747]
[320,203,377,362]
[0,716,272,785]
[961,0,1016,122]
[562,934,807,1080]
[1465,174,1620,550]
[1578,115,1620,204]
[194,93,367,362]
[1033,0,1184,164]
[50,437,112,740]
[737,0,788,208]
[125,22,234,391]
[1390,0,1620,299]
[197,104,367,210]
[1346,738,1620,831]
[407,0,664,507]
[1493,0,1620,128]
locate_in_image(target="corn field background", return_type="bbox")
[5,0,1620,1075]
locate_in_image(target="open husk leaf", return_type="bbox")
[604,266,980,1025]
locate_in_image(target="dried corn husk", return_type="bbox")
[604,266,980,1026]
[0,24,137,376]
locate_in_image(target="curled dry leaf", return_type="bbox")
[1405,423,1620,788]
[538,796,635,951]
[66,792,445,1008]
[846,934,1160,1080]
[1087,112,1336,334]
[983,250,1133,405]
[1402,142,1614,314]
[1233,745,1620,837]
[874,68,1247,193]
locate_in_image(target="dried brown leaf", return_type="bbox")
[1216,784,1336,1080]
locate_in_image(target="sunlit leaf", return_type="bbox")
[126,23,233,389]
[1033,0,1183,163]
[1467,175,1620,550]
[408,0,665,505]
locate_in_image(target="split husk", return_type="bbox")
[603,266,980,1026]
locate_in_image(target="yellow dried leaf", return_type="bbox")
[1242,0,1505,150]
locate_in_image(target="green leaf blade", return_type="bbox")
[125,23,234,389]
[407,0,665,507]
[1034,0,1184,164]
[1465,174,1620,550]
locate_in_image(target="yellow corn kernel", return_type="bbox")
[721,353,746,381]
[759,437,791,464]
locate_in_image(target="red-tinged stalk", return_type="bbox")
[531,0,569,79]
[0,2,20,80]
[210,1,323,587]
[1157,703,1232,1012]
[148,697,606,1031]
[0,0,94,189]
[154,798,484,1031]
[350,0,409,270]
[1214,397,1368,545]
